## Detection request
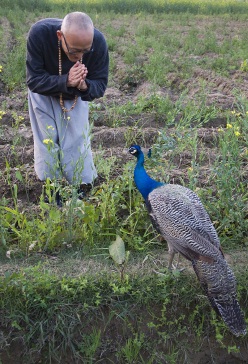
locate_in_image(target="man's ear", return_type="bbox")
[57,30,62,40]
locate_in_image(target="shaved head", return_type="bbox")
[58,12,94,62]
[61,12,94,34]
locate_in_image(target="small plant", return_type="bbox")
[77,329,101,364]
[119,333,145,363]
[89,101,102,123]
[240,59,248,72]
[109,235,130,281]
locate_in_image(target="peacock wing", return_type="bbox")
[147,184,222,261]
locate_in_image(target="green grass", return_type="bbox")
[0,260,247,363]
[2,0,248,15]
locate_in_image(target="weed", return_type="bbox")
[124,124,147,147]
[240,59,248,72]
[89,101,102,123]
[109,235,130,281]
[202,116,248,247]
[119,333,145,363]
[77,329,101,363]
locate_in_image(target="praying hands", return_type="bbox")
[67,61,88,89]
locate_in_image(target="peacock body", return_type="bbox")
[129,144,247,337]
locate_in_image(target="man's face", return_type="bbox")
[57,29,93,62]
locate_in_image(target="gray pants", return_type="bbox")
[28,90,96,185]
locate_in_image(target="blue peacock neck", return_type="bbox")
[134,152,164,200]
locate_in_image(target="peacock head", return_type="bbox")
[128,145,142,158]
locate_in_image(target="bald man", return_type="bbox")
[26,12,109,205]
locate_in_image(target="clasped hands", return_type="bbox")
[67,61,88,91]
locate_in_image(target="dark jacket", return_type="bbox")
[26,18,109,101]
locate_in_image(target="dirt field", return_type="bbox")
[0,66,247,205]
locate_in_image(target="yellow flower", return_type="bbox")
[226,123,233,129]
[217,128,224,132]
[43,138,53,145]
[0,65,2,73]
[188,167,193,172]
[47,125,55,130]
[231,110,236,115]
[67,116,71,121]
[234,131,241,137]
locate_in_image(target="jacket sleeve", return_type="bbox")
[26,26,75,98]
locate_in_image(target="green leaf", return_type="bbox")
[15,170,23,182]
[109,235,126,265]
[49,209,61,223]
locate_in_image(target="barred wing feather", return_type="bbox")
[147,184,222,261]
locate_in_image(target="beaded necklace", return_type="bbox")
[58,40,82,113]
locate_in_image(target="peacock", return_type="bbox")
[128,144,247,337]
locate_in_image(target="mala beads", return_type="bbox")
[58,40,82,113]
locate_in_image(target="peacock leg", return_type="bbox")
[175,253,181,269]
[167,244,185,271]
[167,243,176,270]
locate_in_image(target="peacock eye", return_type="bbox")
[129,147,137,154]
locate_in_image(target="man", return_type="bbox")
[26,12,109,205]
